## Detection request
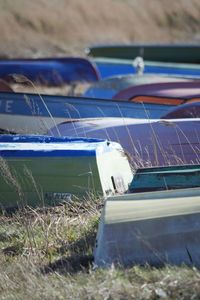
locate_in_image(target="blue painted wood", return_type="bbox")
[0,57,100,85]
[0,92,173,117]
[0,135,108,158]
[0,135,103,144]
[130,164,200,193]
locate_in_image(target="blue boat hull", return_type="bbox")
[94,58,200,79]
[0,92,174,134]
[0,57,100,86]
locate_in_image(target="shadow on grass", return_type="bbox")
[42,229,96,275]
[42,253,94,275]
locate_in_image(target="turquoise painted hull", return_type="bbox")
[130,164,200,193]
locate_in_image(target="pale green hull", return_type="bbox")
[94,188,200,267]
[0,150,132,209]
[0,156,101,208]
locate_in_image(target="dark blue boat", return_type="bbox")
[0,57,100,86]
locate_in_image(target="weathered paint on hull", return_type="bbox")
[0,135,132,209]
[94,188,200,267]
[130,164,200,193]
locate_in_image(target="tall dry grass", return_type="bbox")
[1,0,200,58]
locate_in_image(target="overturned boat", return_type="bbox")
[0,57,100,86]
[83,74,190,99]
[113,81,200,100]
[0,92,178,134]
[49,117,200,168]
[129,164,200,193]
[162,100,200,119]
[87,43,200,63]
[92,57,200,79]
[0,135,132,209]
[94,187,200,267]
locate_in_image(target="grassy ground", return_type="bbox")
[1,201,200,300]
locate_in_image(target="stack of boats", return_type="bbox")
[1,44,200,267]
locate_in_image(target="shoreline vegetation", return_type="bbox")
[1,0,200,58]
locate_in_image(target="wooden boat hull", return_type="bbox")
[0,135,132,209]
[94,188,200,267]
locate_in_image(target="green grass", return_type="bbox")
[1,201,200,300]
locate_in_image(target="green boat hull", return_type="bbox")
[130,164,200,193]
[0,156,102,209]
[88,44,200,63]
[0,141,132,209]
